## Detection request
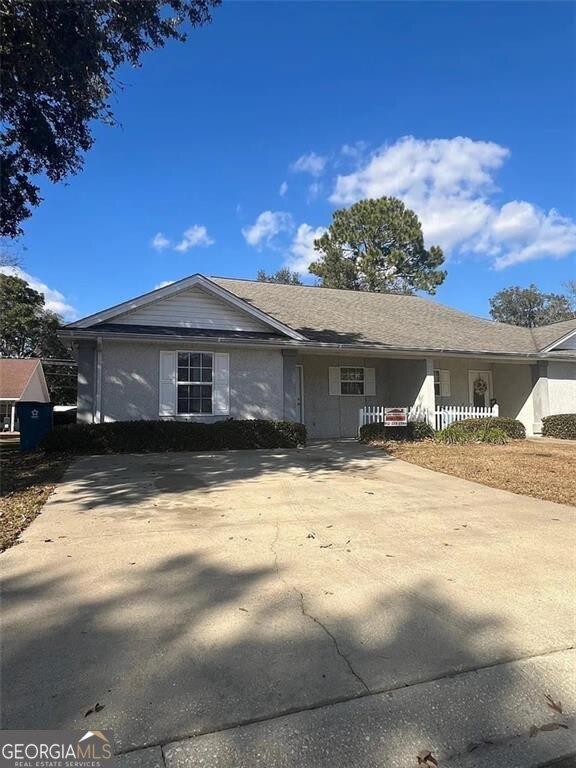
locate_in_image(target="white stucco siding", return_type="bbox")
[110,286,271,332]
[100,341,284,422]
[548,361,576,414]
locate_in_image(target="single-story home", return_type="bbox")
[60,274,576,438]
[0,358,50,432]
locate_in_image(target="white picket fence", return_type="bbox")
[359,404,499,432]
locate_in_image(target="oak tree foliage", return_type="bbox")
[0,0,220,237]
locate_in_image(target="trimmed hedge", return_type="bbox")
[452,417,526,440]
[436,423,508,445]
[40,419,307,455]
[359,420,435,443]
[541,414,576,440]
[53,408,77,427]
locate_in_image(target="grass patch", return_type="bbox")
[0,437,70,552]
[376,439,576,507]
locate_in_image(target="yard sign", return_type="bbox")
[384,407,408,427]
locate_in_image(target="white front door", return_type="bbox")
[296,365,304,423]
[468,370,493,407]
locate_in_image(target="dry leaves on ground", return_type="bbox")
[373,439,576,507]
[0,441,69,551]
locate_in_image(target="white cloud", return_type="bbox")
[154,280,175,290]
[279,181,288,197]
[0,266,78,320]
[174,225,214,252]
[285,223,327,273]
[330,136,576,268]
[291,152,327,177]
[242,210,293,248]
[151,232,171,251]
[307,181,322,202]
[340,141,368,160]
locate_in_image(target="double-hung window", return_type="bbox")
[340,367,365,395]
[434,368,451,398]
[177,352,213,414]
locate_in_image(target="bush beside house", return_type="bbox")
[359,420,435,443]
[436,423,509,445]
[449,417,526,439]
[541,414,576,440]
[41,419,306,455]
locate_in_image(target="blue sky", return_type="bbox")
[9,1,576,321]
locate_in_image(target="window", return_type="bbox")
[434,369,450,398]
[177,352,213,414]
[340,367,365,396]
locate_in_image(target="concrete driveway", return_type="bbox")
[1,442,575,766]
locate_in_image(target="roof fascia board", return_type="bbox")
[58,329,551,361]
[67,274,305,341]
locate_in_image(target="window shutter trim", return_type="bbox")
[328,366,340,395]
[159,351,177,416]
[364,367,376,397]
[213,352,230,415]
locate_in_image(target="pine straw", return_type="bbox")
[0,439,69,552]
[372,438,576,507]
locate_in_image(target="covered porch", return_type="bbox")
[284,351,538,439]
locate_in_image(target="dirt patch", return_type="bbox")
[0,438,70,551]
[370,439,576,507]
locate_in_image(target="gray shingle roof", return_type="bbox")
[530,318,576,350]
[211,278,576,356]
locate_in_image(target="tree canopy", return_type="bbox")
[308,197,446,294]
[0,0,220,237]
[489,284,575,327]
[0,273,76,402]
[256,268,303,285]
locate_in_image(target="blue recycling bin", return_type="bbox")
[16,402,53,452]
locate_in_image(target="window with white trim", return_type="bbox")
[177,352,213,414]
[434,369,450,398]
[340,367,365,395]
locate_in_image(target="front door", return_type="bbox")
[296,365,304,423]
[468,370,493,407]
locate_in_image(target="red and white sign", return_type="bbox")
[384,407,408,427]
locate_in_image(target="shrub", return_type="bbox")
[53,408,77,427]
[41,419,307,455]
[359,419,435,443]
[436,422,509,445]
[455,417,525,439]
[541,414,576,440]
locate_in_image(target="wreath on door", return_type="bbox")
[473,377,488,396]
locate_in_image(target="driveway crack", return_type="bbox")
[295,588,370,693]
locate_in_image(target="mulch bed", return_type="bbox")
[369,438,576,507]
[0,437,70,551]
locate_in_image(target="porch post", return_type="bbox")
[415,358,436,427]
[10,402,16,433]
[531,361,550,435]
[282,350,299,422]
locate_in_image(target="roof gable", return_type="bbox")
[532,319,576,352]
[67,274,305,341]
[0,359,49,400]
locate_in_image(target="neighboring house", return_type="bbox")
[60,274,576,438]
[0,359,50,433]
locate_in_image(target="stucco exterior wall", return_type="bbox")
[295,354,427,438]
[99,341,284,422]
[548,361,576,414]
